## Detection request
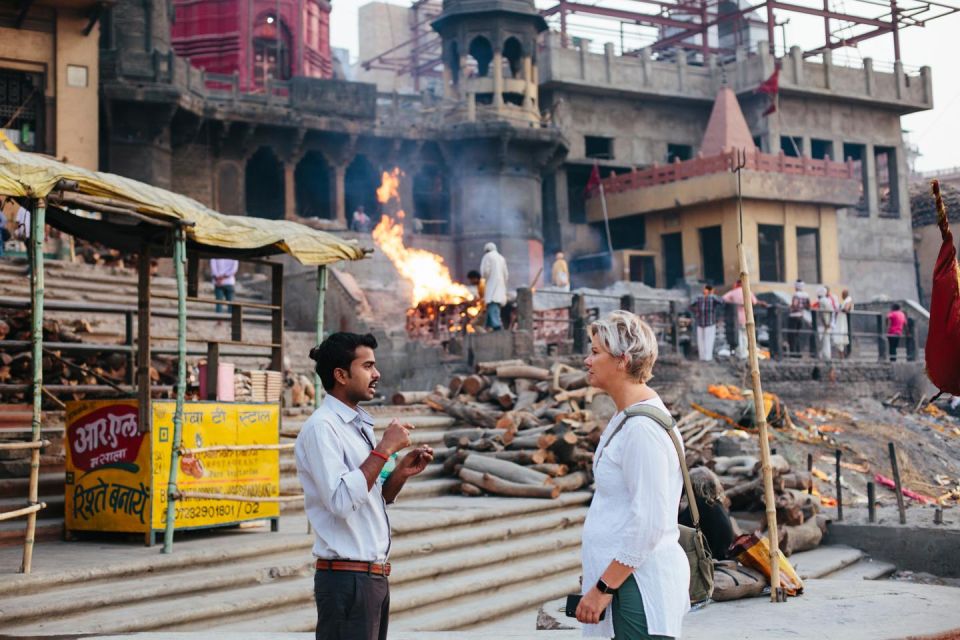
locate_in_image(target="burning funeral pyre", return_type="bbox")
[371,168,481,342]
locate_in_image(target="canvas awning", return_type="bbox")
[0,149,369,265]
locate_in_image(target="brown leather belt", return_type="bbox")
[315,559,391,577]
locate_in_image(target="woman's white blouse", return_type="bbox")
[581,397,690,638]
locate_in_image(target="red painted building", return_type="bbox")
[171,0,333,91]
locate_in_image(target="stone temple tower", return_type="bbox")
[432,0,567,288]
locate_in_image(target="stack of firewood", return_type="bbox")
[708,453,825,556]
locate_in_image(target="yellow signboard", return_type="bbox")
[65,399,279,538]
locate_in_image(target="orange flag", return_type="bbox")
[925,180,960,395]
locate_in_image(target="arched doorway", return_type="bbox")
[245,147,284,219]
[344,155,380,223]
[413,165,450,235]
[295,152,332,218]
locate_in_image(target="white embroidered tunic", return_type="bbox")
[581,396,690,638]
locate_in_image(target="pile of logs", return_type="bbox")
[709,453,825,556]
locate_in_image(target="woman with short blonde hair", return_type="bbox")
[576,311,689,639]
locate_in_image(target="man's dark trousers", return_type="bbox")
[314,570,389,640]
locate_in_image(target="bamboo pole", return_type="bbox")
[162,226,188,554]
[1,502,47,522]
[174,491,303,503]
[738,241,783,602]
[21,199,46,575]
[179,443,295,455]
[315,265,327,409]
[0,440,50,451]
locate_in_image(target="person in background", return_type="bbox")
[689,284,724,362]
[787,280,812,356]
[210,258,239,314]
[576,311,689,639]
[722,280,766,359]
[351,205,371,232]
[551,251,570,291]
[816,286,839,360]
[833,289,854,359]
[679,467,735,561]
[887,303,907,362]
[480,242,508,331]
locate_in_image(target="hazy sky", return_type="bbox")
[331,1,960,173]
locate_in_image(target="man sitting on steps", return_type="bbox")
[295,332,434,640]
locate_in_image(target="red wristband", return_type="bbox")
[370,449,390,461]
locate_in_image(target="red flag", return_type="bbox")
[762,102,777,117]
[585,162,602,198]
[925,180,960,395]
[756,68,779,95]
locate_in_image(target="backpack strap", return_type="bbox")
[598,403,701,530]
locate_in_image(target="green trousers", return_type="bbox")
[612,575,674,640]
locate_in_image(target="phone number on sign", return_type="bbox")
[160,501,260,522]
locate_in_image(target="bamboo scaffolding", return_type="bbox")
[732,151,784,602]
[162,225,189,554]
[0,440,51,451]
[315,265,327,409]
[174,491,303,503]
[21,199,46,575]
[0,502,47,522]
[179,443,294,455]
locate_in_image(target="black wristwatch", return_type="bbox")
[596,578,618,594]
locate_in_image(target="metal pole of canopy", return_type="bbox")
[21,199,46,574]
[314,265,327,409]
[162,225,188,554]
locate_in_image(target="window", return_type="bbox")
[667,144,692,163]
[781,136,803,158]
[699,226,724,285]
[662,232,684,289]
[585,136,614,160]
[796,227,821,283]
[875,146,899,217]
[66,65,88,88]
[843,143,867,214]
[758,224,785,282]
[810,139,833,161]
[566,164,593,224]
[628,254,656,286]
[607,215,646,251]
[0,69,43,152]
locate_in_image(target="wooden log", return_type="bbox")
[553,387,599,403]
[463,454,554,486]
[489,380,516,410]
[443,450,468,475]
[392,390,432,405]
[779,514,824,556]
[458,468,560,499]
[463,438,505,452]
[782,471,813,491]
[557,370,589,390]
[433,384,452,399]
[462,374,490,397]
[514,390,539,413]
[530,463,568,477]
[442,428,505,448]
[472,449,547,465]
[426,395,501,429]
[460,482,483,497]
[495,365,551,381]
[449,375,464,396]
[552,470,590,492]
[514,378,534,394]
[509,434,549,450]
[476,359,525,374]
[714,455,760,476]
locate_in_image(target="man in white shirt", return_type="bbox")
[479,242,508,331]
[295,332,434,640]
[209,258,238,313]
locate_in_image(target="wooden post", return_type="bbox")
[835,449,843,521]
[125,310,135,385]
[516,287,533,332]
[738,241,784,602]
[137,245,152,434]
[669,301,680,353]
[768,306,783,360]
[186,251,199,298]
[21,199,46,574]
[867,481,876,522]
[888,442,907,525]
[162,225,188,554]
[315,265,327,409]
[231,304,243,342]
[876,314,888,361]
[270,262,284,372]
[571,293,587,354]
[807,453,813,495]
[205,342,220,401]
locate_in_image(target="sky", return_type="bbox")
[330,0,960,173]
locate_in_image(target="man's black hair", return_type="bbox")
[467,270,481,280]
[309,332,378,392]
[704,284,715,292]
[891,303,901,311]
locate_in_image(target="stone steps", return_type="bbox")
[819,557,897,581]
[0,494,591,634]
[789,544,865,580]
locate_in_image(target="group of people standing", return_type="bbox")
[786,280,854,360]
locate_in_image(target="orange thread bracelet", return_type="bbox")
[370,449,390,461]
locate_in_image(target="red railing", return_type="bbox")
[595,149,856,196]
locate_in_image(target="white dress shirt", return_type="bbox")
[295,395,391,562]
[581,396,690,638]
[210,258,238,286]
[480,250,509,305]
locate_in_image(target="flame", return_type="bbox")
[372,168,476,308]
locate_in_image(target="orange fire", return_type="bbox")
[372,168,474,307]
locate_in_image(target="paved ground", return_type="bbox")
[2,579,959,639]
